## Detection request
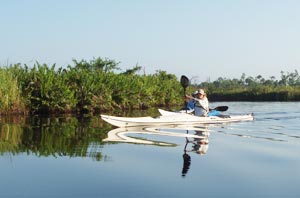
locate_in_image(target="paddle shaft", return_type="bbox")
[183,88,187,113]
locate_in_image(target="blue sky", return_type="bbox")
[1,0,299,82]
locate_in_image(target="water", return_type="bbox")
[0,102,299,198]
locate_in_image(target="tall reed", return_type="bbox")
[0,68,25,114]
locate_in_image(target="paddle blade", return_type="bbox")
[180,75,189,88]
[214,106,228,112]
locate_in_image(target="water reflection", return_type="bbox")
[0,116,110,161]
[103,126,176,146]
[181,128,209,177]
[2,110,297,166]
[103,125,211,177]
[103,125,210,146]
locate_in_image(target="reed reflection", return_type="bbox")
[0,116,108,160]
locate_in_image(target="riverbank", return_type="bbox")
[1,58,299,115]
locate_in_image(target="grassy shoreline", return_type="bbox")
[1,57,299,115]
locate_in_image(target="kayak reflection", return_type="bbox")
[103,125,210,178]
[103,125,210,147]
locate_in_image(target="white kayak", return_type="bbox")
[101,111,254,128]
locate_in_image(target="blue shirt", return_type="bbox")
[187,100,195,110]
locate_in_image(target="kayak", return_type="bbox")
[101,111,254,128]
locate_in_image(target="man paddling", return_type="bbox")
[186,89,209,117]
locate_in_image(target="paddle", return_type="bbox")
[209,106,228,112]
[180,75,189,113]
[180,75,189,89]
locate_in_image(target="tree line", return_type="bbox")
[196,71,300,101]
[0,57,299,115]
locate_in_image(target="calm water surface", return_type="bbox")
[0,102,299,198]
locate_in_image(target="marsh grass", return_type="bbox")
[0,68,25,114]
[0,57,299,115]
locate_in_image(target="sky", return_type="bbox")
[1,0,300,82]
